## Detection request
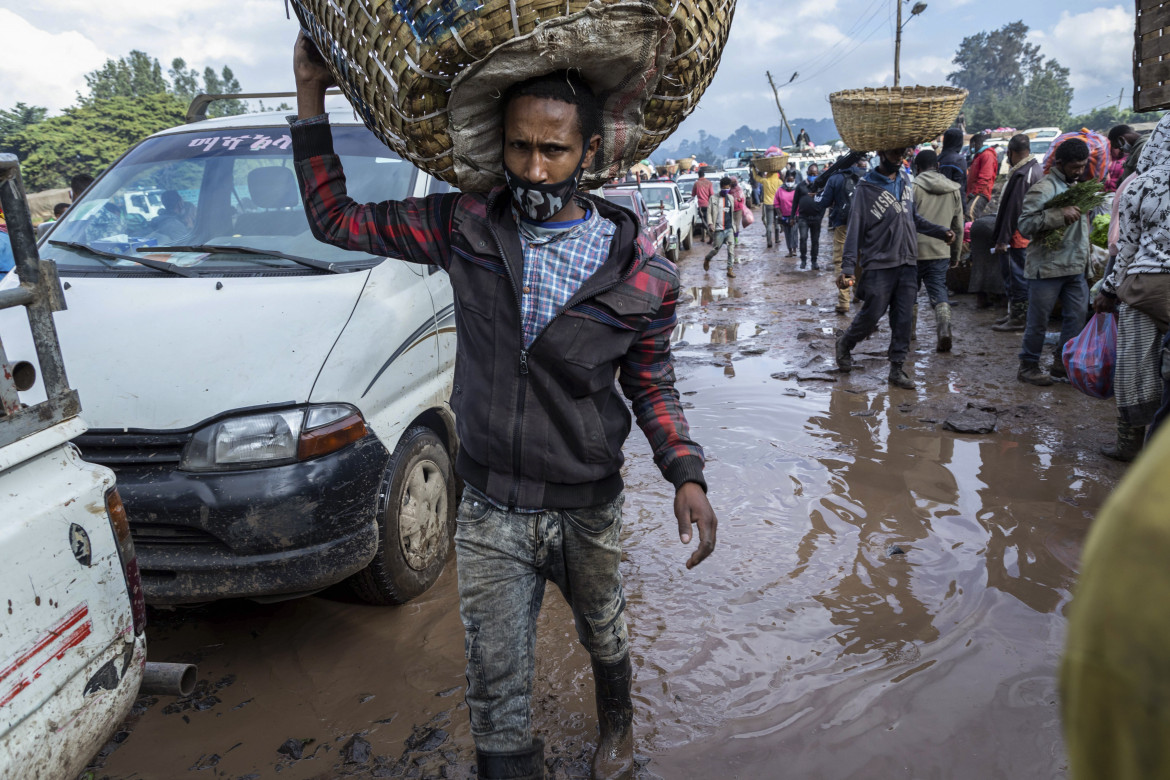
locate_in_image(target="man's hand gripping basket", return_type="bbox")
[290,0,737,192]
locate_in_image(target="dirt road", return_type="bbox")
[90,220,1125,780]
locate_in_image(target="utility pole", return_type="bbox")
[766,71,796,148]
[1118,88,1125,110]
[894,0,903,87]
[894,1,927,88]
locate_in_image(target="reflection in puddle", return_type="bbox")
[687,286,744,308]
[672,320,763,346]
[621,358,1105,779]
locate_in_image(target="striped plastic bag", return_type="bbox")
[1062,312,1117,399]
[1043,130,1111,182]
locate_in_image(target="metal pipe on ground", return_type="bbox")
[141,662,198,697]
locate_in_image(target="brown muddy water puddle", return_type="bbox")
[98,240,1119,780]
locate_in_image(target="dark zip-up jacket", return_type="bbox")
[841,170,951,276]
[938,127,968,202]
[992,157,1041,248]
[814,166,865,228]
[291,119,706,509]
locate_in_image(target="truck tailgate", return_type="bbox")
[0,423,145,778]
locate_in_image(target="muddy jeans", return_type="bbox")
[1019,274,1088,364]
[455,490,628,754]
[761,205,780,245]
[917,257,950,307]
[840,264,917,364]
[832,225,852,310]
[1002,247,1029,306]
[798,217,821,263]
[706,229,736,268]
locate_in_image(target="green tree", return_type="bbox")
[7,94,187,191]
[1064,106,1164,133]
[168,58,246,117]
[80,51,169,104]
[948,22,1074,130]
[0,103,48,153]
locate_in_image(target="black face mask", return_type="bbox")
[876,157,901,176]
[504,145,589,223]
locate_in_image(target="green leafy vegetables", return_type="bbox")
[1038,179,1106,251]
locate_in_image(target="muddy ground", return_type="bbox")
[88,218,1126,780]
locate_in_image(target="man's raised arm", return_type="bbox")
[291,32,459,268]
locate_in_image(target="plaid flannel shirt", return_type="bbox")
[288,116,706,498]
[517,211,615,347]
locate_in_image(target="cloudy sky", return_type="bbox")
[0,0,1137,143]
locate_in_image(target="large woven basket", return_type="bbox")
[290,0,737,190]
[829,86,967,152]
[753,154,789,174]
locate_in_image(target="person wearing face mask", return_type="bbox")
[290,38,718,780]
[794,164,823,270]
[774,172,799,257]
[835,147,956,389]
[704,176,740,277]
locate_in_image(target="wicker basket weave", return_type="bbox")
[828,86,967,152]
[753,154,789,174]
[290,0,737,189]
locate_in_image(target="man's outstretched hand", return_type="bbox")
[675,482,717,569]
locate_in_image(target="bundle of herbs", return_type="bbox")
[1038,179,1106,250]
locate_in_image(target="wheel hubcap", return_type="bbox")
[396,459,447,571]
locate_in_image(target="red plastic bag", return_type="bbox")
[1062,312,1117,399]
[740,205,754,227]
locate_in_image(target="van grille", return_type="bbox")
[131,523,223,547]
[74,430,191,470]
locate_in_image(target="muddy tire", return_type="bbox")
[666,235,680,263]
[682,226,693,250]
[347,426,455,605]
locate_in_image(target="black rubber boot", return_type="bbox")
[591,656,634,780]
[992,302,1028,332]
[1101,420,1146,462]
[888,361,915,389]
[1017,360,1053,386]
[835,334,855,373]
[935,302,953,353]
[477,738,545,780]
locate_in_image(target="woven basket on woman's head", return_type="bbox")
[753,154,789,174]
[290,0,737,192]
[828,86,967,152]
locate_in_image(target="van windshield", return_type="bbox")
[46,124,418,274]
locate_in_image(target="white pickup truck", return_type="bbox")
[610,181,696,262]
[0,155,194,779]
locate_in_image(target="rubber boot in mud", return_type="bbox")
[909,304,918,341]
[888,362,915,389]
[835,334,854,373]
[1101,420,1146,462]
[476,738,545,780]
[591,656,634,780]
[992,302,1028,332]
[935,302,953,353]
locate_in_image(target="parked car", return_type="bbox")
[0,156,155,779]
[12,99,459,606]
[1023,126,1062,141]
[601,186,670,252]
[633,181,696,261]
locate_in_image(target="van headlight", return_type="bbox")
[180,404,367,471]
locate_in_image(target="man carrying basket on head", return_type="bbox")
[291,34,717,780]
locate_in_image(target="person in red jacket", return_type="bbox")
[966,132,999,220]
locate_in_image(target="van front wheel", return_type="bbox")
[348,426,455,605]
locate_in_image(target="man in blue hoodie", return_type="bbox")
[835,147,956,389]
[816,158,867,314]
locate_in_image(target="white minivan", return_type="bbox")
[7,102,459,606]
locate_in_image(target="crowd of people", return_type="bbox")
[677,116,1170,465]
